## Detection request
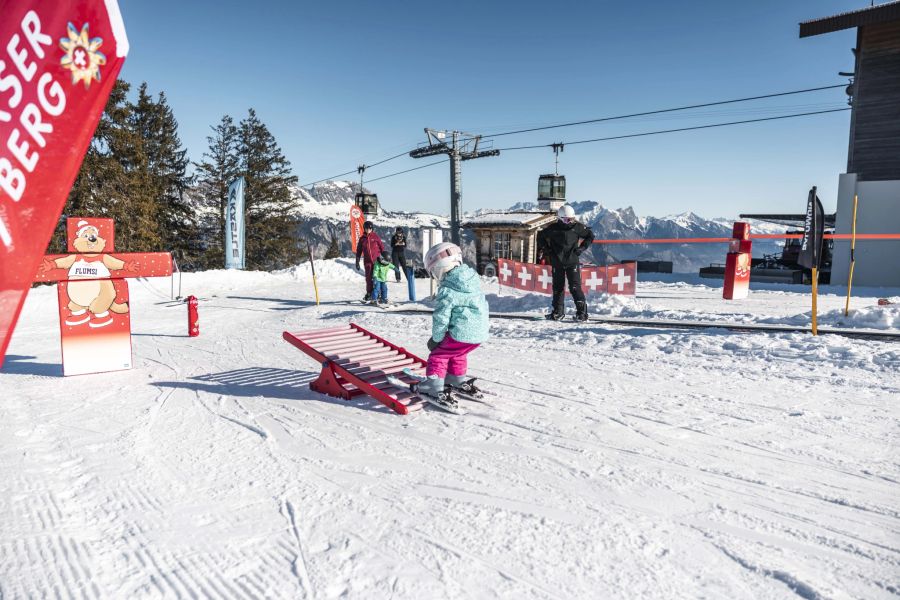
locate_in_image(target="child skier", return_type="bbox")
[371,251,398,305]
[413,242,489,411]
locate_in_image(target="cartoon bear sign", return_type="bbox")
[34,217,173,376]
[40,220,139,328]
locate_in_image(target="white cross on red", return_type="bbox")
[537,268,552,290]
[585,270,605,291]
[74,48,87,68]
[500,262,512,281]
[517,265,532,286]
[611,267,631,292]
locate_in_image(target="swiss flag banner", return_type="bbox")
[0,0,129,366]
[512,262,534,291]
[532,263,553,295]
[498,259,515,287]
[607,263,637,295]
[582,266,607,295]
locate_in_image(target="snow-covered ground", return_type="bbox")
[2,260,898,599]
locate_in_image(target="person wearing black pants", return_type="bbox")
[390,227,407,282]
[536,204,595,321]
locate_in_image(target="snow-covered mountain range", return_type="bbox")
[298,181,787,272]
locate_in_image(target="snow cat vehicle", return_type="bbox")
[699,213,834,284]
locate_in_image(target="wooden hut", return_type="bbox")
[463,211,557,276]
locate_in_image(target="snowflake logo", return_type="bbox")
[59,22,106,88]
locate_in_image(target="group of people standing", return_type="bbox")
[347,205,593,410]
[354,221,408,304]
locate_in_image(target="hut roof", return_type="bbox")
[463,212,555,228]
[800,0,900,37]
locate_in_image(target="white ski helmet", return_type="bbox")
[557,204,575,220]
[424,242,463,281]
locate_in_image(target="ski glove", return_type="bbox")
[355,261,361,271]
[427,337,439,351]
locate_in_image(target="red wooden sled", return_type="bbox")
[283,323,428,415]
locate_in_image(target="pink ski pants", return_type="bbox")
[426,335,480,378]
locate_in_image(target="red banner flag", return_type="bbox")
[0,0,129,366]
[349,205,364,254]
[498,258,514,287]
[533,263,553,295]
[607,263,637,295]
[582,266,607,295]
[512,261,535,292]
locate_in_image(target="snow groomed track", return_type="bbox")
[377,305,900,341]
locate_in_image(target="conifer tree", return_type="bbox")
[324,235,341,259]
[130,83,194,260]
[238,109,302,270]
[59,79,161,252]
[194,115,240,269]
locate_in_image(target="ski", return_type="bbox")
[385,375,465,415]
[400,368,495,406]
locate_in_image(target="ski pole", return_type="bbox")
[844,194,858,316]
[307,241,320,305]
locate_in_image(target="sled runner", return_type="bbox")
[282,323,430,415]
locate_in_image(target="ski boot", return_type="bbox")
[575,301,588,322]
[545,306,565,321]
[396,373,463,414]
[422,386,461,414]
[446,374,484,399]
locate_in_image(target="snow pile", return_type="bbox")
[760,301,900,330]
[276,258,360,282]
[484,289,648,318]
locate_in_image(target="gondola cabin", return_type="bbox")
[537,174,566,211]
[356,192,379,218]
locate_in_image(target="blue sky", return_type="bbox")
[117,0,860,218]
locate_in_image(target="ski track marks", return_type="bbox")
[2,272,898,598]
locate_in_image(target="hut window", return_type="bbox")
[494,233,512,259]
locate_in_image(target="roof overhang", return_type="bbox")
[800,0,900,37]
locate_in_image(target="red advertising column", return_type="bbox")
[187,296,199,337]
[0,0,129,367]
[723,222,752,300]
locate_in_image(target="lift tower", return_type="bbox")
[409,129,499,246]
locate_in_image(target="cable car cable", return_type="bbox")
[472,83,848,140]
[299,83,847,186]
[365,159,449,183]
[494,107,851,151]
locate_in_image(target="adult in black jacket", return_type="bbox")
[390,227,407,282]
[536,204,595,321]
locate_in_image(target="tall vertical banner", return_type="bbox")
[0,0,129,367]
[797,187,824,271]
[349,204,364,254]
[797,186,825,335]
[224,176,245,269]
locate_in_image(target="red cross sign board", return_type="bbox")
[0,0,129,367]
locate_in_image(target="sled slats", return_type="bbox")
[283,323,428,415]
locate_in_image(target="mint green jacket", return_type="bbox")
[432,264,490,344]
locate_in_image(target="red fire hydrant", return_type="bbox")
[187,295,199,337]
